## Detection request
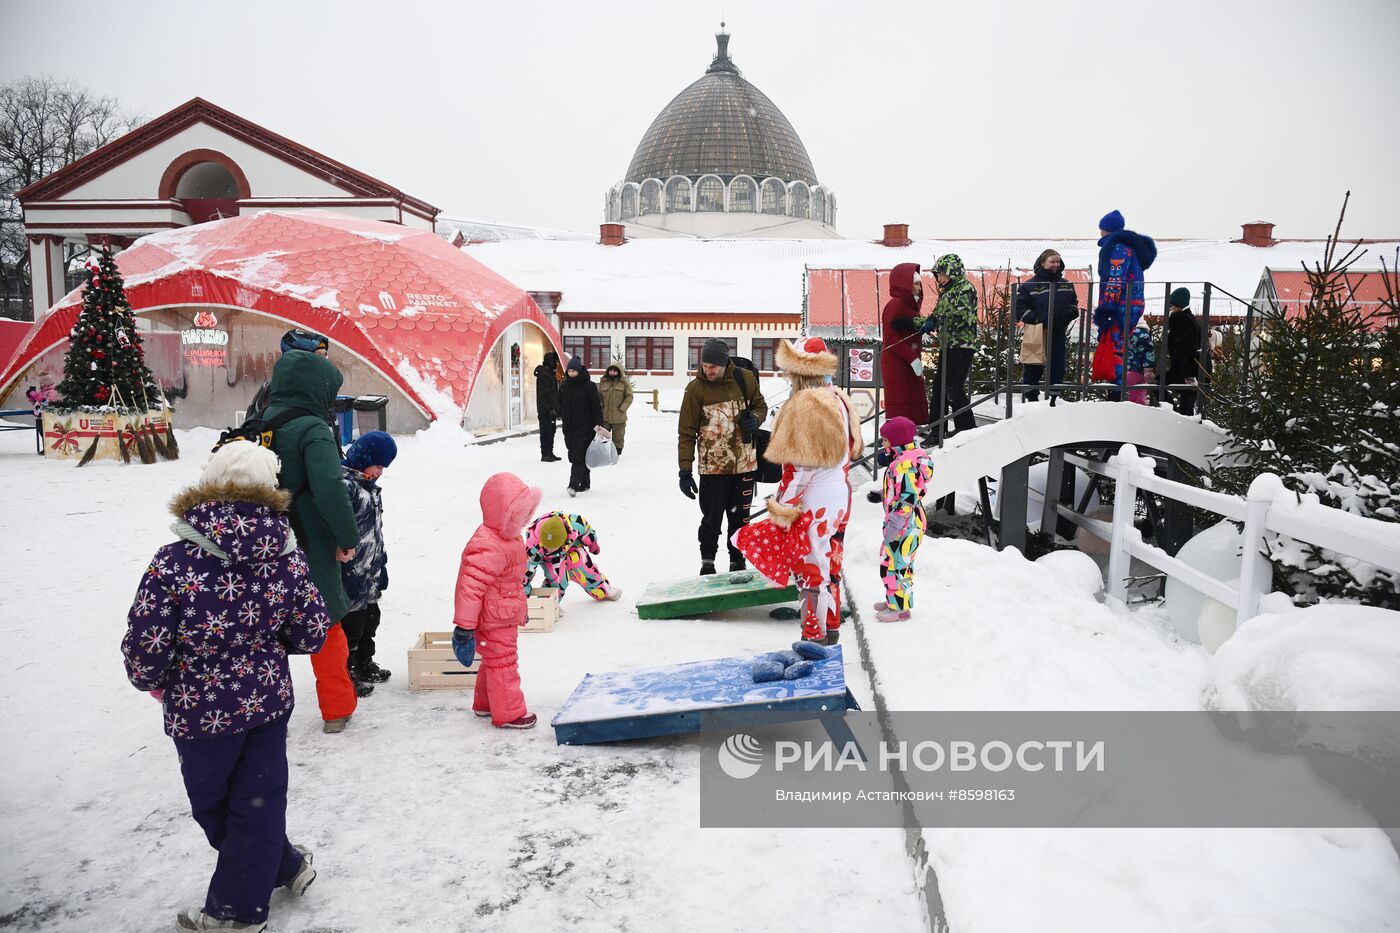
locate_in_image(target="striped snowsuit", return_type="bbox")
[880,443,933,611]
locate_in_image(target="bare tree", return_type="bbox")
[0,76,141,319]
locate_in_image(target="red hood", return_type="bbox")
[889,262,921,304]
[480,472,542,538]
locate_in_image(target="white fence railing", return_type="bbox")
[1058,444,1400,627]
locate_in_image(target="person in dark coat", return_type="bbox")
[246,329,330,421]
[264,350,362,732]
[880,262,929,424]
[339,431,397,693]
[1015,249,1080,403]
[1164,287,1202,415]
[534,350,563,462]
[1092,210,1158,390]
[558,355,606,496]
[122,441,327,932]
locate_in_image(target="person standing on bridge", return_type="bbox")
[1091,210,1157,393]
[1015,249,1080,404]
[1164,288,1202,416]
[919,254,979,438]
[880,262,929,425]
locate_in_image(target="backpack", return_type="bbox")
[211,407,319,454]
[730,357,782,484]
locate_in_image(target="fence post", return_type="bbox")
[1107,443,1142,603]
[1236,472,1284,627]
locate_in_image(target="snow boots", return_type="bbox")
[699,559,716,576]
[729,557,747,573]
[875,608,910,623]
[285,846,316,897]
[322,715,352,734]
[174,910,266,931]
[498,712,538,730]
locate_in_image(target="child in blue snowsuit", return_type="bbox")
[875,416,933,622]
[339,431,396,692]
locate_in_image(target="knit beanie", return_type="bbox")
[538,515,568,551]
[1098,210,1125,234]
[343,431,397,471]
[701,338,730,367]
[202,441,281,489]
[880,416,918,447]
[1169,287,1191,310]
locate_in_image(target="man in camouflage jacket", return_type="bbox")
[918,254,979,434]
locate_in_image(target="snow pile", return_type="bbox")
[1202,604,1400,712]
[1033,549,1104,599]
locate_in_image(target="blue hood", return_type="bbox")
[1097,230,1158,275]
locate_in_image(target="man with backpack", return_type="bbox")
[677,338,767,575]
[246,329,331,421]
[263,350,362,733]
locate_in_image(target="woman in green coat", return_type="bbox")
[265,350,364,731]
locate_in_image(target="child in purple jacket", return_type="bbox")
[122,441,331,933]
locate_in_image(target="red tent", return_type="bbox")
[0,210,560,420]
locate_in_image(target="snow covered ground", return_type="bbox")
[2,409,1396,932]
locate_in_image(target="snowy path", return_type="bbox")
[0,412,923,933]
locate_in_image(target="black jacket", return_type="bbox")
[534,351,561,417]
[1165,309,1202,383]
[1014,268,1080,331]
[559,367,604,436]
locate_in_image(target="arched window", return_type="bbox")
[761,178,786,215]
[788,182,810,219]
[175,162,240,199]
[827,192,837,225]
[812,188,827,225]
[665,176,692,213]
[640,179,662,216]
[609,188,623,221]
[621,185,638,220]
[730,176,756,213]
[696,175,724,212]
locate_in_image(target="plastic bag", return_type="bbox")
[584,434,619,468]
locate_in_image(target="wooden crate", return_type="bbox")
[407,631,480,692]
[523,587,560,633]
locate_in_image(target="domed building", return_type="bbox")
[605,29,839,239]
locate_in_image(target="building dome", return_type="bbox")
[608,30,837,236]
[624,32,817,185]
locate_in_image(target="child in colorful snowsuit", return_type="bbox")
[1124,319,1157,406]
[875,416,933,622]
[452,472,542,729]
[523,511,622,602]
[339,432,397,695]
[121,441,325,933]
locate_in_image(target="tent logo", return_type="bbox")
[192,310,218,329]
[718,733,764,780]
[377,291,396,311]
[190,283,204,298]
[234,288,258,309]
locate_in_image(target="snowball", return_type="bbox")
[1033,550,1104,599]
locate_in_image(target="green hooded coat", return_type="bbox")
[917,254,980,350]
[264,350,360,620]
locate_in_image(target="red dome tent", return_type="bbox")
[0,210,561,432]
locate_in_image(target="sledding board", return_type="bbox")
[635,570,798,620]
[551,645,860,747]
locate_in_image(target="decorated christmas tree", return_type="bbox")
[56,247,161,411]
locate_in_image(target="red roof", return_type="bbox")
[0,210,561,420]
[1266,269,1397,330]
[804,266,1093,337]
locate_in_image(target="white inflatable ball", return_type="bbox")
[1164,520,1244,646]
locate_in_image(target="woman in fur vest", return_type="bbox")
[762,337,864,645]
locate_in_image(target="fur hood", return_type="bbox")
[763,386,863,469]
[169,481,291,519]
[776,338,838,378]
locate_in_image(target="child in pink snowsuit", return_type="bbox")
[453,472,542,729]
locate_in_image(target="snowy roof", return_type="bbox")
[462,236,1400,318]
[436,215,592,244]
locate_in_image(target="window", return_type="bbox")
[640,179,662,216]
[665,177,691,212]
[696,176,724,212]
[626,336,673,372]
[730,177,756,213]
[761,178,786,215]
[621,186,638,220]
[689,336,737,371]
[563,336,612,372]
[788,182,810,219]
[812,188,827,225]
[751,338,781,372]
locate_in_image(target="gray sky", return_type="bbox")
[7,0,1399,241]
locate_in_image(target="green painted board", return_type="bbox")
[635,570,798,620]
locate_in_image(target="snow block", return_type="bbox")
[792,640,830,661]
[770,649,803,668]
[751,660,785,683]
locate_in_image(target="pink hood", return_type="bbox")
[480,472,542,538]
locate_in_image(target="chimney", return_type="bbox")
[599,222,627,246]
[1239,221,1276,247]
[880,223,911,247]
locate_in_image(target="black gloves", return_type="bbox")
[739,411,759,443]
[679,469,697,499]
[920,316,939,335]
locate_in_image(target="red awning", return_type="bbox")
[1,210,561,419]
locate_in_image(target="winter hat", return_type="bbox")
[343,431,397,471]
[538,514,568,551]
[1169,287,1191,310]
[701,338,731,367]
[280,328,329,354]
[1098,210,1125,234]
[201,441,281,489]
[880,416,918,447]
[567,355,584,373]
[776,336,838,377]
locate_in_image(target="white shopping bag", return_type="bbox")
[584,433,619,468]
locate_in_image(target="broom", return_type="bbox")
[117,418,133,465]
[138,385,173,460]
[77,435,100,467]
